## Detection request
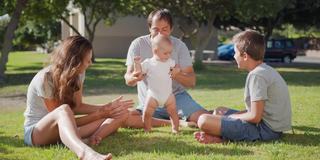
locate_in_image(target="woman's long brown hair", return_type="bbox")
[46,36,92,108]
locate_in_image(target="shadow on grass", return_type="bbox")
[96,130,253,157]
[281,133,320,146]
[2,59,320,96]
[0,72,37,88]
[293,125,320,133]
[0,132,24,155]
[7,63,44,72]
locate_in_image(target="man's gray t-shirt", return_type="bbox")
[244,63,292,132]
[126,35,192,107]
[24,66,85,127]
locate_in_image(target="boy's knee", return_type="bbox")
[197,114,211,130]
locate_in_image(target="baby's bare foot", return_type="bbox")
[172,128,179,134]
[144,127,152,133]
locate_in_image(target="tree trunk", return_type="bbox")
[191,16,216,66]
[0,0,28,82]
[60,16,81,36]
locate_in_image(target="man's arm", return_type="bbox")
[171,66,196,88]
[228,100,264,124]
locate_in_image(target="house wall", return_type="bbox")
[62,14,218,59]
[91,16,149,58]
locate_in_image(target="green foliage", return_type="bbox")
[273,24,320,38]
[13,20,60,51]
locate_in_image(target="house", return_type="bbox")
[61,8,218,59]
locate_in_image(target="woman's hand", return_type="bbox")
[99,96,134,119]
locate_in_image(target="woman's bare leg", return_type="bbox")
[87,115,128,145]
[165,94,179,133]
[32,104,111,160]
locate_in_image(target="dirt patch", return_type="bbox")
[0,94,26,112]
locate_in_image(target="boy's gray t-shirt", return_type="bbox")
[24,66,85,127]
[244,63,292,132]
[126,35,192,107]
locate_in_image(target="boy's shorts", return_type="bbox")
[221,109,282,141]
[24,124,35,146]
[137,91,207,120]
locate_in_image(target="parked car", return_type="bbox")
[217,43,234,60]
[265,39,297,63]
[217,39,297,63]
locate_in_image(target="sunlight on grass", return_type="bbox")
[0,52,319,159]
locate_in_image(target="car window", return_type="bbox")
[267,41,273,49]
[286,41,293,48]
[274,41,284,49]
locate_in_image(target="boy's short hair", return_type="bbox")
[232,30,265,61]
[147,8,173,29]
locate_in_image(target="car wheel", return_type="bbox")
[282,55,292,63]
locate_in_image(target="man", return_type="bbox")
[124,8,209,128]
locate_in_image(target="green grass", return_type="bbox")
[0,51,319,159]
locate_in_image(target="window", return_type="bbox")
[274,41,284,49]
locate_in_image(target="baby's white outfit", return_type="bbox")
[141,57,175,107]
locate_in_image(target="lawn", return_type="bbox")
[0,52,319,160]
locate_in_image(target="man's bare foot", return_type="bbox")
[80,148,112,160]
[194,131,223,144]
[179,120,198,128]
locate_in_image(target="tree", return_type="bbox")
[128,0,233,69]
[172,0,233,68]
[0,0,28,82]
[72,0,129,61]
[282,0,320,32]
[13,20,61,52]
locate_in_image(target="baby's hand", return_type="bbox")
[169,65,181,79]
[134,56,141,63]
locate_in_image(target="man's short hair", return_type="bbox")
[232,30,265,61]
[147,8,173,29]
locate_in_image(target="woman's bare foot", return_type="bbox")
[89,135,102,146]
[80,148,112,160]
[194,131,223,144]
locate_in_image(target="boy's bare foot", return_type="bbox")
[194,131,223,144]
[80,148,112,160]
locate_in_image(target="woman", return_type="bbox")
[24,36,133,160]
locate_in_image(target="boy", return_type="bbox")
[194,30,292,143]
[133,34,179,133]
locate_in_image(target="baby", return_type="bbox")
[134,34,179,133]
